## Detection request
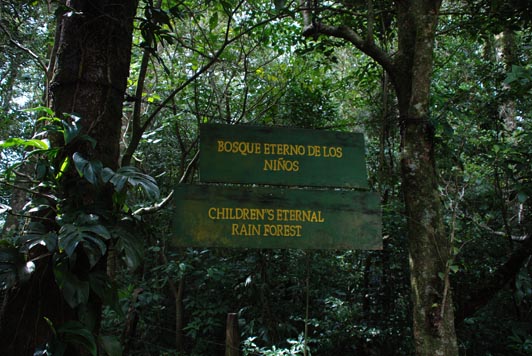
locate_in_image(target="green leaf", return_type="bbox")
[89,271,123,317]
[19,231,58,253]
[104,166,159,200]
[102,168,127,192]
[56,156,71,180]
[209,12,219,31]
[54,261,90,309]
[114,227,143,270]
[0,137,49,150]
[63,120,81,145]
[22,105,55,116]
[58,214,111,267]
[56,321,97,356]
[99,335,123,356]
[73,152,103,185]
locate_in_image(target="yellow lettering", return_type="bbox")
[337,147,343,158]
[307,145,321,157]
[263,158,300,172]
[263,224,302,237]
[216,140,261,156]
[231,223,262,236]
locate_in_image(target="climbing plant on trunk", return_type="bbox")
[0,1,141,355]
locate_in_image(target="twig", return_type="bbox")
[132,190,174,216]
[0,21,48,73]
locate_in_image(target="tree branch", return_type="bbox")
[0,21,48,73]
[121,3,284,165]
[132,190,174,216]
[455,236,532,323]
[132,150,199,217]
[302,23,395,77]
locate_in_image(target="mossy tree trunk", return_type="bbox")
[395,2,459,355]
[301,1,459,354]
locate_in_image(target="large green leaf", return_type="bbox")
[56,321,97,356]
[73,152,103,185]
[16,222,58,253]
[53,259,90,309]
[89,271,123,317]
[102,166,160,200]
[18,231,58,253]
[99,335,123,356]
[113,226,144,271]
[58,214,111,267]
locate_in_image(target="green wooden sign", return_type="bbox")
[199,124,368,189]
[173,184,382,250]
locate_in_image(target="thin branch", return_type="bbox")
[0,21,47,73]
[132,190,174,216]
[366,0,375,44]
[11,169,39,184]
[121,5,288,163]
[0,180,57,202]
[179,150,200,184]
[7,211,54,222]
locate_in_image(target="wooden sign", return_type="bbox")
[199,124,368,189]
[173,184,382,250]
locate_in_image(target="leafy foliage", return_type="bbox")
[0,110,159,354]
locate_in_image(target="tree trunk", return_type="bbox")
[50,0,137,170]
[395,2,459,355]
[1,1,138,355]
[300,0,459,354]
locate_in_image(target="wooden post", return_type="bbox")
[225,313,240,356]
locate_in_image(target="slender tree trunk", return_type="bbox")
[300,0,459,353]
[394,2,459,355]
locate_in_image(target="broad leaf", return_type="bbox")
[103,166,160,200]
[113,227,144,271]
[16,222,58,253]
[73,152,103,185]
[53,260,90,309]
[56,321,97,356]
[58,214,111,267]
[89,271,123,317]
[99,335,123,356]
